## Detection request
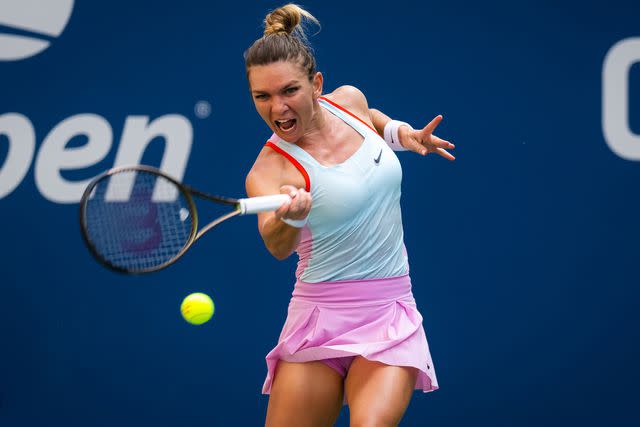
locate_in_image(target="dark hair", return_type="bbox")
[244,4,320,81]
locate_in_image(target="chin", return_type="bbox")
[279,133,300,143]
[273,127,300,143]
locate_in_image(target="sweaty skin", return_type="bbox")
[246,63,387,260]
[245,61,454,261]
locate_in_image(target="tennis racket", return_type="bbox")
[79,164,290,274]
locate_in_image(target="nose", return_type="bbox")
[272,96,289,115]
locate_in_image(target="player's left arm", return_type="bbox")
[328,85,455,160]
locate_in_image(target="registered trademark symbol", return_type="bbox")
[194,101,211,119]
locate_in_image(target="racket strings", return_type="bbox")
[84,171,194,272]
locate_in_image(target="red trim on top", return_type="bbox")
[264,141,311,192]
[319,96,379,135]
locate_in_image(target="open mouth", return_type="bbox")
[275,118,297,133]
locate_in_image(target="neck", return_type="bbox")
[298,99,332,146]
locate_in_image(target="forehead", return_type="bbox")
[248,61,307,91]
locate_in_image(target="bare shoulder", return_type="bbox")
[245,145,306,197]
[323,85,370,117]
[246,147,285,197]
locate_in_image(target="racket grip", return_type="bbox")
[238,194,291,215]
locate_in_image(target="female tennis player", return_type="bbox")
[244,4,454,426]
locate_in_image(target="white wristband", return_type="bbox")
[281,216,308,228]
[383,120,412,151]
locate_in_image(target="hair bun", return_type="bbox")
[264,4,309,36]
[245,4,319,81]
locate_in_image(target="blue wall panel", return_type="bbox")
[1,0,639,425]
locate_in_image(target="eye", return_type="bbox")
[284,87,299,95]
[254,94,268,100]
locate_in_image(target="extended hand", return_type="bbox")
[400,115,455,160]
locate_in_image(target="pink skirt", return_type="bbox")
[262,274,439,394]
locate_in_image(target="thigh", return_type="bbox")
[265,360,344,427]
[345,357,419,427]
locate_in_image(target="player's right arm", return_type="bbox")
[246,148,312,260]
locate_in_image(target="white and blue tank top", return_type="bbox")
[265,97,409,283]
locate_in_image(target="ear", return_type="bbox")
[312,72,323,98]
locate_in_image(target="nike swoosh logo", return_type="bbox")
[374,149,382,164]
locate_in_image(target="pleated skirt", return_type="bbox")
[263,274,438,394]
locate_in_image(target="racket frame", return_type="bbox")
[79,165,241,274]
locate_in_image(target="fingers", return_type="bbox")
[430,135,455,150]
[397,125,426,155]
[416,115,456,160]
[404,138,430,155]
[279,184,298,196]
[421,115,442,135]
[435,147,456,161]
[276,185,312,220]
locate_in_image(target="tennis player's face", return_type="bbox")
[249,60,322,143]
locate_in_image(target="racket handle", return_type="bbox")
[238,194,291,215]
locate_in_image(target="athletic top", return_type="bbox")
[265,97,409,283]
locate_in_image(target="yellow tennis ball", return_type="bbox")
[180,293,215,325]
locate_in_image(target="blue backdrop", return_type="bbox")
[1,0,639,425]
